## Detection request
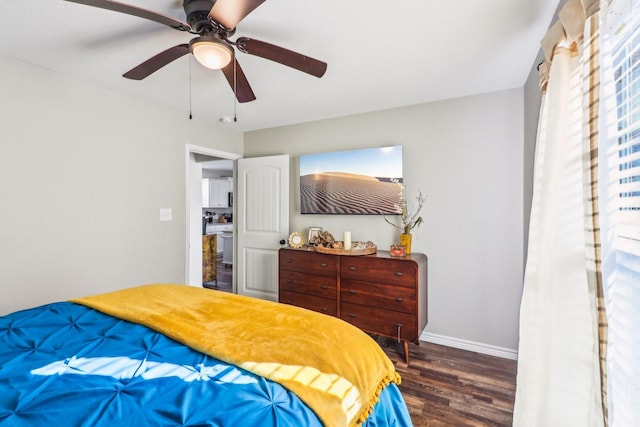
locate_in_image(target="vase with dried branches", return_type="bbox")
[383,184,426,254]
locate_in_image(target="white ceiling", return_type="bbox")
[1,0,559,132]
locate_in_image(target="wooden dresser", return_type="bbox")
[278,247,428,363]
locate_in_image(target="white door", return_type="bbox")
[236,155,289,300]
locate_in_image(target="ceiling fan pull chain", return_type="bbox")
[189,57,193,120]
[233,57,238,122]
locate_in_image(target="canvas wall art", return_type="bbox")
[299,145,403,215]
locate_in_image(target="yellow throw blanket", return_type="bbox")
[71,284,401,427]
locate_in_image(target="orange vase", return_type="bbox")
[399,233,412,254]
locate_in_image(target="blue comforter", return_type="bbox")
[0,302,412,426]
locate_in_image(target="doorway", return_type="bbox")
[202,159,233,291]
[185,144,241,289]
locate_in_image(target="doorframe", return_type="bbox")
[185,144,241,287]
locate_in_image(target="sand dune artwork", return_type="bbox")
[299,145,403,215]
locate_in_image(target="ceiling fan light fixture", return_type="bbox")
[190,37,233,70]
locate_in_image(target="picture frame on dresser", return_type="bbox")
[307,227,322,245]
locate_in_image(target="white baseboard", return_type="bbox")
[420,331,519,360]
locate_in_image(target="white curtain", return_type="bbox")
[514,0,607,425]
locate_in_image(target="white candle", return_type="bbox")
[344,231,352,250]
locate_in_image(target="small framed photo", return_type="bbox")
[307,227,322,245]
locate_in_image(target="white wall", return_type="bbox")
[0,56,242,315]
[244,89,525,353]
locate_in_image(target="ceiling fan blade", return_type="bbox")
[208,0,266,30]
[64,0,191,31]
[236,37,327,78]
[221,59,256,103]
[123,44,190,80]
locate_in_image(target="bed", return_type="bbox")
[0,284,412,426]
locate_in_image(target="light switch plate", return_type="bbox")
[159,208,172,221]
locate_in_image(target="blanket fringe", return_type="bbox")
[356,372,402,425]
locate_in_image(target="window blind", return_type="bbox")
[603,1,640,425]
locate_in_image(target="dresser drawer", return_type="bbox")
[341,302,417,342]
[340,257,416,287]
[280,250,337,276]
[279,270,337,299]
[341,280,415,314]
[280,290,337,316]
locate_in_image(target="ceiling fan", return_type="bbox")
[64,0,328,103]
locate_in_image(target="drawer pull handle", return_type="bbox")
[285,299,291,304]
[286,280,293,284]
[320,285,328,289]
[348,290,357,295]
[286,259,293,263]
[349,266,357,271]
[348,313,357,318]
[395,297,403,302]
[321,308,328,312]
[396,323,403,342]
[395,272,404,277]
[320,263,328,267]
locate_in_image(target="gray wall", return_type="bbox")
[244,89,525,353]
[0,56,242,315]
[523,56,543,261]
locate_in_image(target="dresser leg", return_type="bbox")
[403,340,410,365]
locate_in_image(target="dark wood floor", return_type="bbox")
[377,337,517,426]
